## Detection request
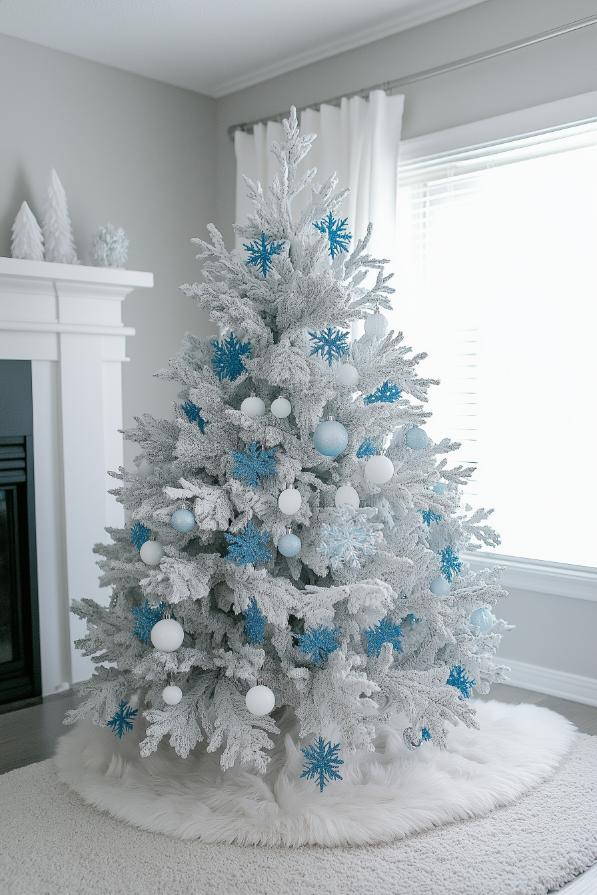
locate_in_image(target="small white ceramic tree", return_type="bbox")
[11,201,44,261]
[42,169,79,264]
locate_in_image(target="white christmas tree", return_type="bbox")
[65,111,508,792]
[42,169,79,264]
[91,222,128,268]
[11,201,44,261]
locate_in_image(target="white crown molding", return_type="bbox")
[502,657,597,708]
[465,552,597,603]
[211,0,486,97]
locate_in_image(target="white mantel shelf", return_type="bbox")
[0,256,153,289]
[0,257,153,694]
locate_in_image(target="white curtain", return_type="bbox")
[234,90,404,262]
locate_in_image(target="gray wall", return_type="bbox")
[0,34,216,467]
[214,0,597,683]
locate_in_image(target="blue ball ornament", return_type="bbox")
[313,419,349,458]
[433,482,448,495]
[406,426,430,450]
[170,508,195,533]
[278,532,301,557]
[430,576,450,596]
[470,607,496,633]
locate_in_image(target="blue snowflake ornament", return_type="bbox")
[244,597,266,644]
[301,737,344,792]
[132,600,165,644]
[364,381,402,405]
[107,701,138,739]
[319,512,379,570]
[356,438,380,458]
[422,509,443,526]
[447,665,475,698]
[181,400,206,433]
[314,212,351,258]
[232,442,277,487]
[211,333,252,381]
[440,546,462,581]
[309,327,350,366]
[130,521,151,550]
[225,521,272,566]
[421,727,432,742]
[364,617,402,657]
[297,626,340,666]
[244,232,284,277]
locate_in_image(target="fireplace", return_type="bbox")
[0,257,152,703]
[0,360,41,708]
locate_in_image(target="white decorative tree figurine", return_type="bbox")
[11,201,44,261]
[91,222,129,268]
[42,169,79,264]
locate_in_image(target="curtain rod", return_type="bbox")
[228,13,597,139]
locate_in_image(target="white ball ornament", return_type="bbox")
[335,484,360,510]
[150,618,184,652]
[470,607,496,633]
[312,419,349,458]
[245,684,275,716]
[241,394,265,419]
[430,576,451,596]
[170,508,195,533]
[406,426,430,450]
[334,363,359,388]
[364,454,395,485]
[278,487,302,515]
[364,312,388,339]
[278,532,301,557]
[433,482,448,495]
[162,684,183,706]
[139,540,163,566]
[270,396,292,419]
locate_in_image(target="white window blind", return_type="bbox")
[396,120,597,569]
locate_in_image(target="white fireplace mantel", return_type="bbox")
[0,257,153,694]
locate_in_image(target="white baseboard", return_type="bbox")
[502,657,597,708]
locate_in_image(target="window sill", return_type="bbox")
[464,552,597,603]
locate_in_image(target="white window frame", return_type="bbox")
[399,90,597,603]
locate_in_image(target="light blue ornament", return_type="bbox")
[406,426,430,450]
[170,508,195,533]
[313,420,349,458]
[430,576,450,596]
[278,532,301,557]
[433,482,448,495]
[470,606,496,633]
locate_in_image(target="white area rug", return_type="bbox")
[54,700,574,847]
[0,726,596,895]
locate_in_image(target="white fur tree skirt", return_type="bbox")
[55,700,575,847]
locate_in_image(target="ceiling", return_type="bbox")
[0,0,486,98]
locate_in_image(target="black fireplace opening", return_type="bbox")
[0,361,41,709]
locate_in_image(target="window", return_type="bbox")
[397,119,597,569]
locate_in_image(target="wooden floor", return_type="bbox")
[0,682,595,776]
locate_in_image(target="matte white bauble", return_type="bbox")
[270,396,292,419]
[241,395,266,419]
[162,685,183,706]
[170,508,195,533]
[364,312,388,339]
[335,484,360,510]
[245,684,275,716]
[406,426,430,450]
[364,454,395,485]
[470,606,496,633]
[139,540,163,566]
[150,618,184,653]
[430,576,451,596]
[312,420,349,458]
[277,532,302,557]
[278,487,302,515]
[334,363,359,388]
